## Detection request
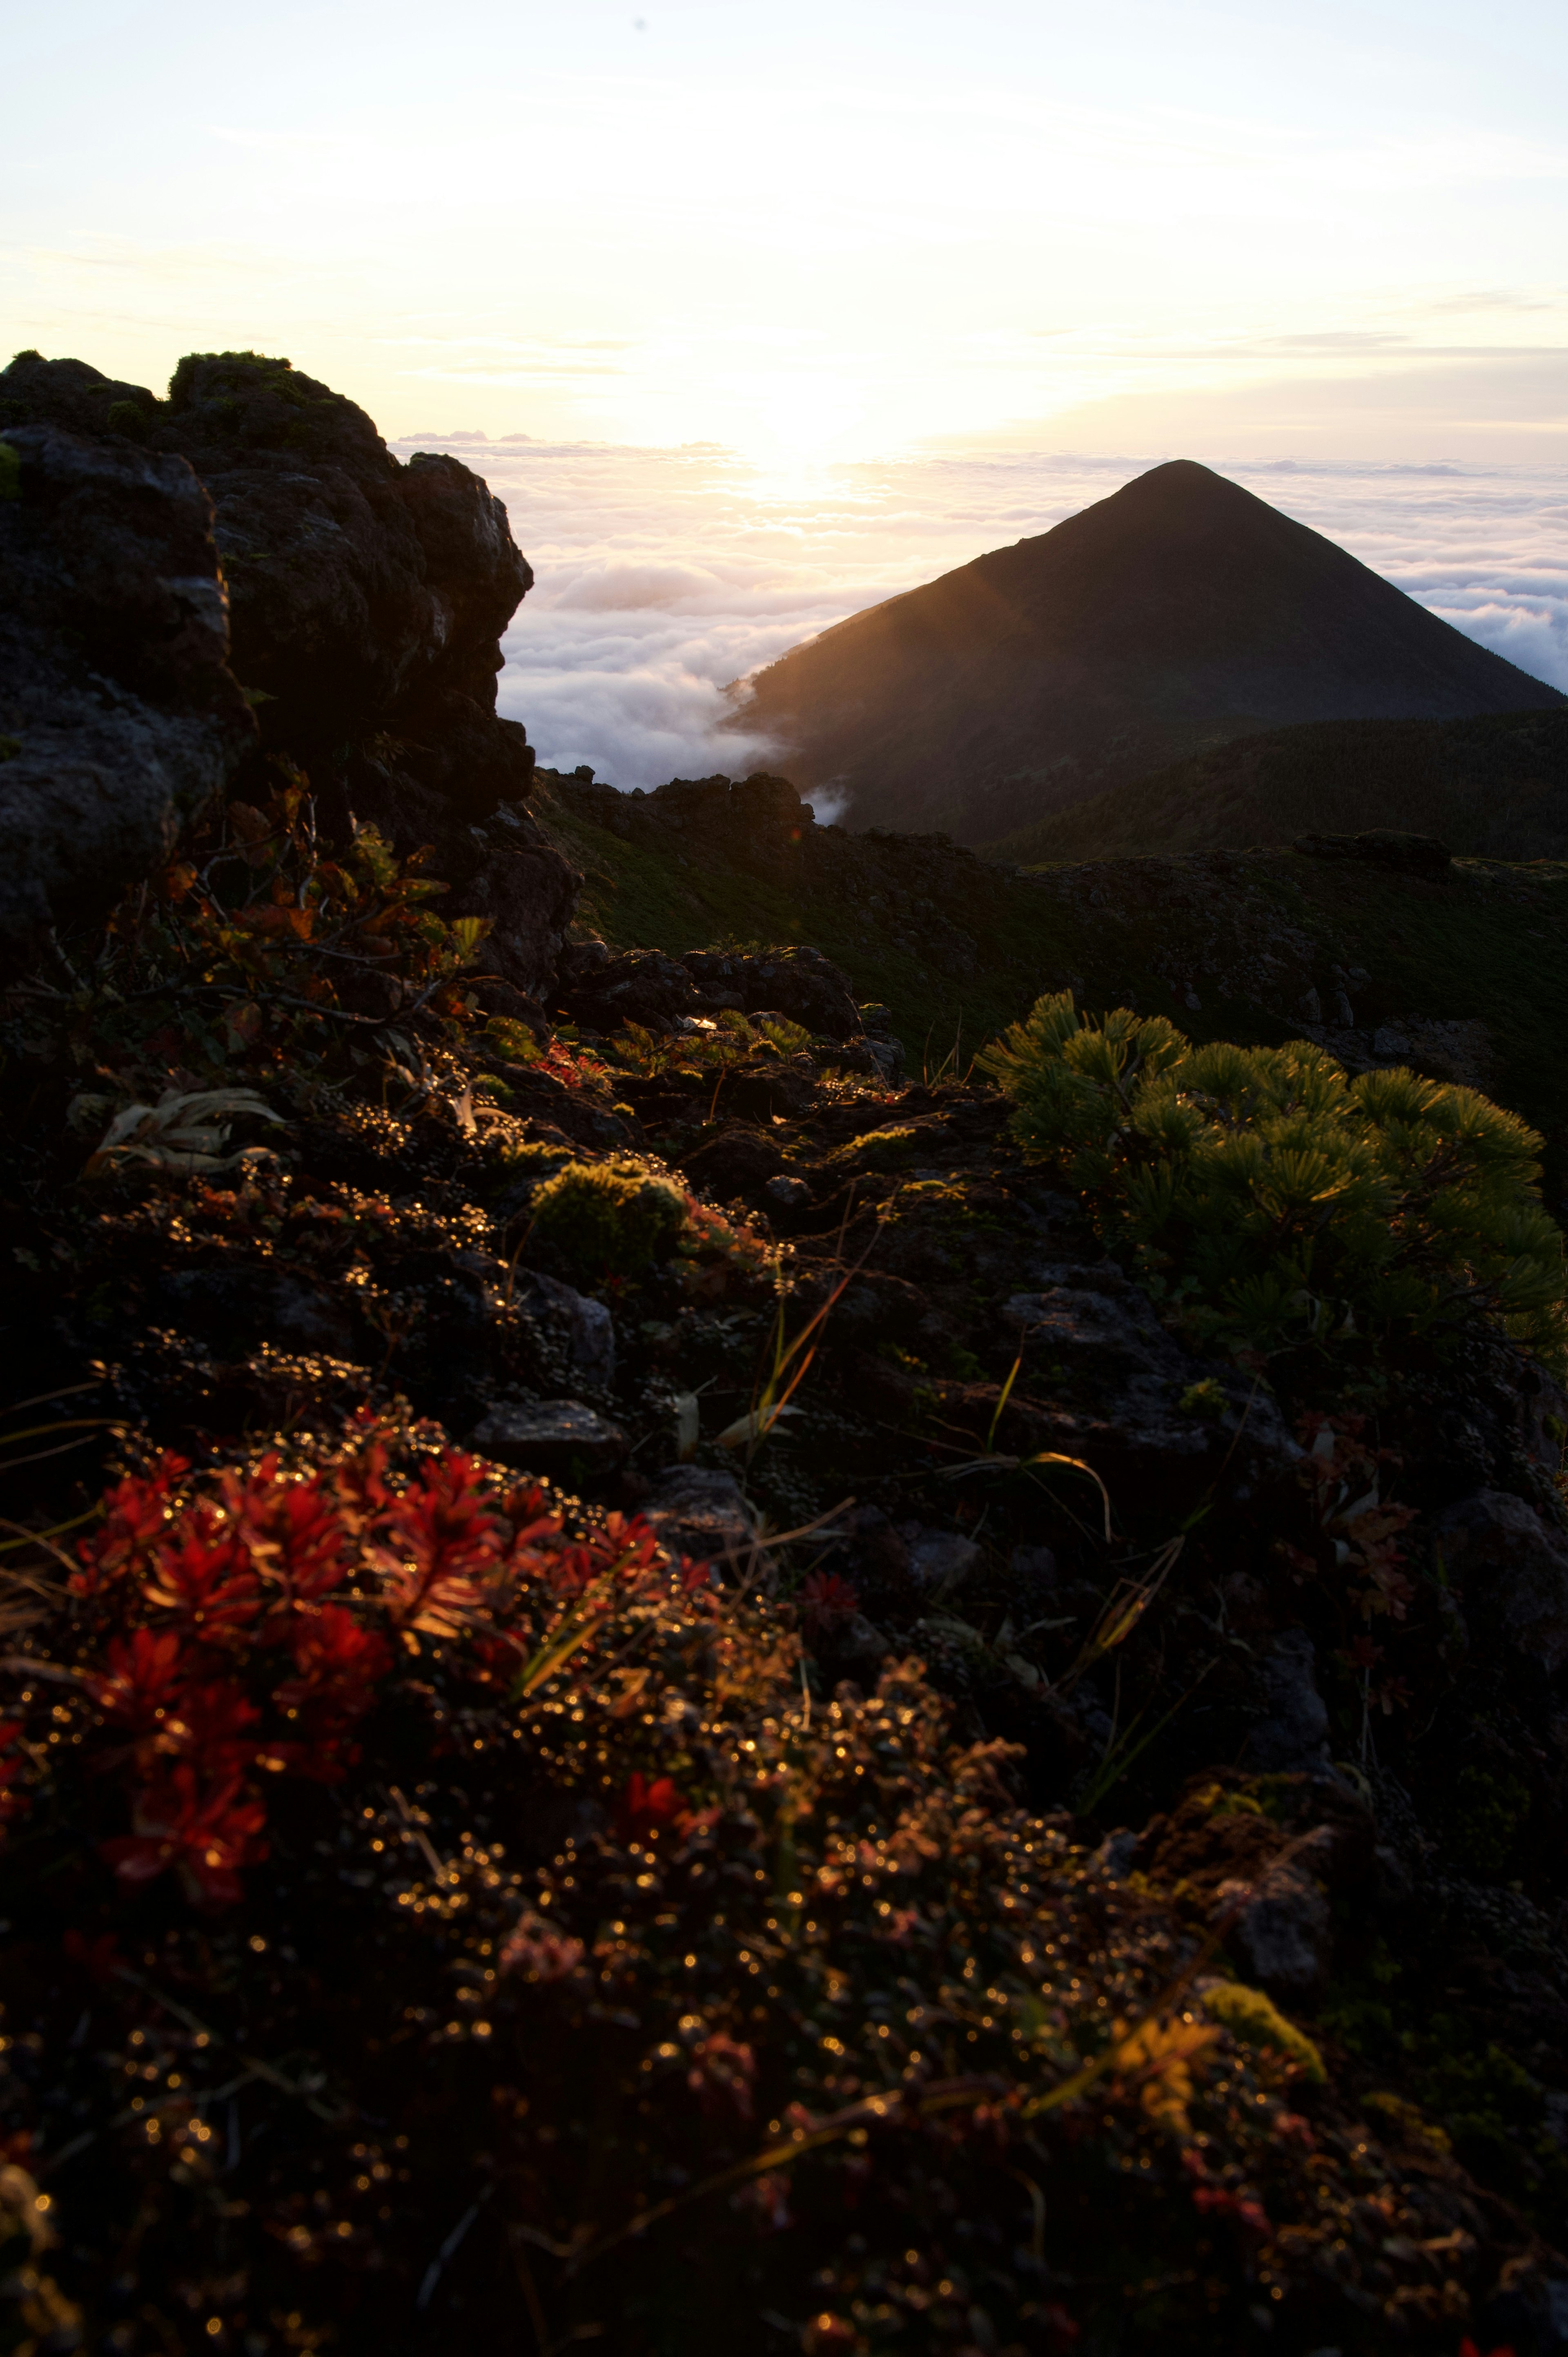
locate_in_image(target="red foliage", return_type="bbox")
[615,1770,686,1844]
[27,1431,689,1908]
[0,1720,29,1832]
[799,1569,860,1641]
[101,1765,269,1907]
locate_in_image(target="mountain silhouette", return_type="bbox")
[732,460,1564,843]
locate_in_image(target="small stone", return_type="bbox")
[1221,1831,1336,2003]
[470,1401,626,1478]
[1243,1628,1331,1773]
[640,1466,758,1574]
[762,1174,812,1211]
[908,1531,982,1597]
[516,1271,616,1385]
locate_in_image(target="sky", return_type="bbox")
[6,0,1567,783]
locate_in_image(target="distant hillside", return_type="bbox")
[731,460,1562,845]
[982,707,1568,867]
[530,767,1568,1196]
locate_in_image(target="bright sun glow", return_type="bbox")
[5,0,1568,467]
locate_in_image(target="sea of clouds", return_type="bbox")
[390,434,1568,798]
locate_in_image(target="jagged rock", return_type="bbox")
[0,350,581,995]
[1430,1489,1568,1673]
[515,1273,616,1386]
[640,1467,757,1572]
[0,421,254,969]
[470,1401,627,1478]
[680,944,862,1039]
[556,945,701,1032]
[0,351,533,809]
[1243,1628,1332,1773]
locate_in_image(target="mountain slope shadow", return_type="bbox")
[732,459,1562,845]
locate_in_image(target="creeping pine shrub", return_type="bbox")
[980,991,1568,1364]
[529,1154,688,1276]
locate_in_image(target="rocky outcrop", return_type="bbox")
[556,933,865,1044]
[1432,1488,1568,1674]
[0,349,579,997]
[0,419,254,971]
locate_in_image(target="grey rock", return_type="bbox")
[1093,1829,1140,1882]
[907,1530,982,1597]
[762,1174,813,1211]
[1370,1015,1494,1090]
[1224,1829,1336,2002]
[1431,1488,1568,1672]
[640,1466,758,1572]
[470,1400,627,1478]
[516,1271,616,1385]
[1243,1628,1332,1773]
[0,421,254,970]
[1001,1268,1300,1498]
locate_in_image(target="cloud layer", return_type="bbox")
[392,437,1568,793]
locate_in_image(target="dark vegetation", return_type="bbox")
[731,460,1560,846]
[1,352,1567,2357]
[532,767,1568,1209]
[983,709,1568,869]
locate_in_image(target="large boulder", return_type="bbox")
[0,349,581,997]
[0,419,254,971]
[0,350,533,811]
[1430,1488,1568,1673]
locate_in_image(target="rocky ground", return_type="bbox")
[2,350,1567,2356]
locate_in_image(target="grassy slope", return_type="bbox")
[530,773,1568,1189]
[979,707,1568,867]
[531,771,1068,1067]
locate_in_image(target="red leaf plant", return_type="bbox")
[799,1569,860,1643]
[24,1425,684,1909]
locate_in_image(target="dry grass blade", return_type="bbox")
[1061,1536,1183,1693]
[938,1445,1114,1545]
[731,1241,874,1466]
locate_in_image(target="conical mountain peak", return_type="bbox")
[735,462,1562,843]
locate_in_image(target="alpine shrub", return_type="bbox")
[529,1154,688,1276]
[980,991,1568,1363]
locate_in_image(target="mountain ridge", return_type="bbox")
[733,459,1563,843]
[981,705,1568,867]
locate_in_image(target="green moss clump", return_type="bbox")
[483,1014,543,1065]
[980,990,1568,1365]
[1202,1980,1325,2080]
[530,1156,688,1277]
[829,1123,922,1171]
[104,399,149,442]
